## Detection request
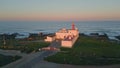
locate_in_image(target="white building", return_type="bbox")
[45,23,79,48]
[44,36,55,42]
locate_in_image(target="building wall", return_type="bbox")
[44,36,55,42]
[56,32,70,39]
[61,35,79,48]
[55,30,79,39]
[61,41,73,48]
[68,30,79,36]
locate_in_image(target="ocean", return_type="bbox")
[0,21,120,39]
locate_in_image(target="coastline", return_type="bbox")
[0,32,120,40]
[0,21,120,40]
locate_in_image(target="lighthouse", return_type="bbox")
[72,23,75,30]
[45,22,79,48]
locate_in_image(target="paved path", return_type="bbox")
[2,41,60,68]
[2,51,57,68]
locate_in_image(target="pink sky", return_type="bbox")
[0,12,119,21]
[0,0,120,21]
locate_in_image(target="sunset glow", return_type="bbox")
[0,0,120,21]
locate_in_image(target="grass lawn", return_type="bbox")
[0,39,50,53]
[0,54,21,67]
[45,36,120,65]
